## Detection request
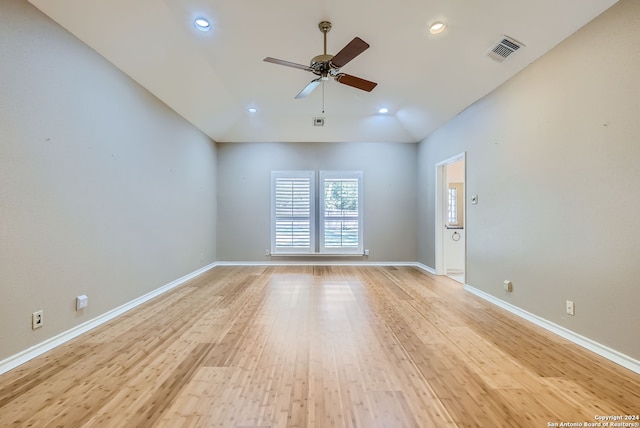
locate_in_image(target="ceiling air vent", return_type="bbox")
[313,117,325,127]
[486,36,524,62]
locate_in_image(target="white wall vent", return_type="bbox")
[486,36,524,62]
[313,117,325,126]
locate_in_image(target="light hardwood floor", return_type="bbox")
[1,266,638,427]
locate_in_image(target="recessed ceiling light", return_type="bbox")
[247,107,257,113]
[194,18,212,32]
[378,107,389,114]
[429,21,447,34]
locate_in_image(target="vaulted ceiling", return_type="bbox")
[29,0,618,143]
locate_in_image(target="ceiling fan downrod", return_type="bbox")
[311,21,333,79]
[319,21,332,56]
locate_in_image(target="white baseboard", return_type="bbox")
[0,261,424,375]
[5,262,636,377]
[215,260,426,267]
[464,284,640,375]
[412,262,437,275]
[0,262,218,376]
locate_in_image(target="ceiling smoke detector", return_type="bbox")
[486,36,524,62]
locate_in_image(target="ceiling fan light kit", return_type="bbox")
[263,21,377,100]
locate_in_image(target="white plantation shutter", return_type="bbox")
[271,171,315,253]
[271,170,363,255]
[319,171,363,254]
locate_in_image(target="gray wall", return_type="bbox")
[0,0,217,361]
[418,0,640,359]
[3,0,637,367]
[217,142,418,262]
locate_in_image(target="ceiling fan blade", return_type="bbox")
[263,57,312,72]
[295,78,322,99]
[330,37,370,68]
[335,73,377,92]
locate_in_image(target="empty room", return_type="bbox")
[1,0,639,426]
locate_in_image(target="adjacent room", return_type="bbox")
[1,0,639,426]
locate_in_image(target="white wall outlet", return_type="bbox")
[76,295,88,311]
[566,300,575,316]
[265,249,271,256]
[364,249,370,256]
[32,310,44,329]
[503,280,513,292]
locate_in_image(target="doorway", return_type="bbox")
[435,153,466,283]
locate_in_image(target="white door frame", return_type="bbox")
[435,152,466,277]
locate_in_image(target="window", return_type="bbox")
[271,170,363,255]
[446,182,464,228]
[271,171,315,254]
[319,171,363,254]
[448,187,458,225]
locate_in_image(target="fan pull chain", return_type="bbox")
[322,81,325,113]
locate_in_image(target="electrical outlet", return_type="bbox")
[32,310,44,329]
[76,295,88,311]
[364,249,370,256]
[566,300,575,316]
[265,249,271,256]
[503,280,513,292]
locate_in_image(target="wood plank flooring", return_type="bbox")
[1,266,638,427]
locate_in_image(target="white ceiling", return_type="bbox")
[29,0,618,143]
